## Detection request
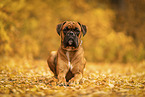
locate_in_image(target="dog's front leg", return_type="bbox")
[68,72,82,85]
[57,72,67,86]
[57,63,68,86]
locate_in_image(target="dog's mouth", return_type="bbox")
[68,39,73,45]
[63,37,78,49]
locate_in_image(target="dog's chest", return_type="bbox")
[66,51,73,70]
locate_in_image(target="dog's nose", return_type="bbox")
[69,31,75,36]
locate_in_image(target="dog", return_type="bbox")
[47,21,87,85]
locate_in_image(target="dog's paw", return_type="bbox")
[57,80,67,86]
[68,78,80,86]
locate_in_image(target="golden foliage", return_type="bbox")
[0,58,145,96]
[0,0,145,62]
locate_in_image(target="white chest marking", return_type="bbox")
[66,51,73,70]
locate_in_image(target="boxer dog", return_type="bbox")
[47,21,87,85]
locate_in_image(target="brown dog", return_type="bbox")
[47,21,87,85]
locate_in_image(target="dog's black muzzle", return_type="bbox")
[63,31,78,48]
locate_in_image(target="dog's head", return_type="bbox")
[56,21,87,51]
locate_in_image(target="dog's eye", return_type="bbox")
[74,28,80,32]
[63,27,69,35]
[63,29,67,32]
[74,28,80,36]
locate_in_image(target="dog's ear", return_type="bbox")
[81,24,87,36]
[56,21,66,36]
[78,22,87,37]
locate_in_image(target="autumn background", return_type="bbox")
[0,0,145,97]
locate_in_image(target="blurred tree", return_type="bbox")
[0,0,144,63]
[111,0,145,45]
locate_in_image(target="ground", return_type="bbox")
[0,57,145,97]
